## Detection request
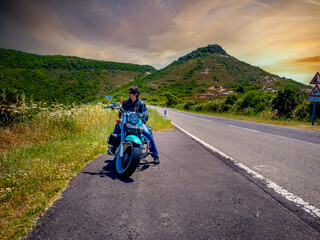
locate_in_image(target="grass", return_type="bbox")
[0,103,173,240]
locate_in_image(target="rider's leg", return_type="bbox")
[142,124,158,157]
[113,123,121,134]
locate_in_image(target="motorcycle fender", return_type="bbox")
[125,135,142,145]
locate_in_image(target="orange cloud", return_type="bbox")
[0,0,319,83]
[293,56,320,64]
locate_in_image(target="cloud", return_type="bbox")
[0,0,319,83]
[304,0,320,6]
[260,55,320,84]
[293,56,320,64]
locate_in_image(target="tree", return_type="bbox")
[236,86,244,93]
[272,86,299,118]
[164,92,179,107]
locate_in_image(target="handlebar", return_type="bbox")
[103,96,148,122]
[103,103,145,117]
[103,101,125,114]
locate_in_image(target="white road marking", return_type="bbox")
[167,109,320,146]
[228,125,260,133]
[173,111,260,133]
[172,121,320,219]
[200,119,213,123]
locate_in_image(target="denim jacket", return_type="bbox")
[121,98,149,123]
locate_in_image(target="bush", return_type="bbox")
[182,101,195,110]
[219,102,231,112]
[0,88,27,126]
[225,94,238,105]
[164,92,179,107]
[194,102,206,112]
[293,101,320,121]
[243,107,256,116]
[236,86,244,93]
[147,97,160,106]
[204,101,220,112]
[272,86,299,118]
[236,91,272,114]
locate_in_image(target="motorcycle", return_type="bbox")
[104,95,151,178]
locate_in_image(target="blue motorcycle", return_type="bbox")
[104,95,151,178]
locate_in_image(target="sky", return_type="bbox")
[0,0,319,84]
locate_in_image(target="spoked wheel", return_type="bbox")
[115,141,141,178]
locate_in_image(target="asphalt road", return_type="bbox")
[153,107,320,211]
[27,131,320,239]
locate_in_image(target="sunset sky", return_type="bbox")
[0,0,319,84]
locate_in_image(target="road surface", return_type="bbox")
[27,130,320,239]
[154,107,320,211]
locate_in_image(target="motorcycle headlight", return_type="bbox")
[129,113,140,125]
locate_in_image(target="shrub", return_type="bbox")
[272,86,299,118]
[211,101,222,112]
[218,102,231,112]
[182,101,195,110]
[194,102,206,111]
[243,107,256,116]
[225,94,238,105]
[147,97,160,105]
[236,91,272,114]
[236,86,244,93]
[293,101,320,121]
[0,88,27,126]
[164,92,179,107]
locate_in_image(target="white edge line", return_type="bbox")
[172,121,320,219]
[166,107,319,134]
[170,109,320,146]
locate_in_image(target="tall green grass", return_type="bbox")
[0,103,172,240]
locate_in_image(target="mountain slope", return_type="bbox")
[1,45,310,104]
[0,49,156,103]
[116,44,309,101]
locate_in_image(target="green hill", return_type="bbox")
[0,45,311,104]
[113,44,310,101]
[0,45,317,124]
[0,48,156,103]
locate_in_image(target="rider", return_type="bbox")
[112,86,159,164]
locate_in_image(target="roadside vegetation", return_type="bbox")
[0,97,172,240]
[144,86,320,129]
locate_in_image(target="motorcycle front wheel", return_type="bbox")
[115,141,141,178]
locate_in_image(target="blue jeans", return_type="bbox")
[113,124,158,157]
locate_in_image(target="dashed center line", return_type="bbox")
[166,110,319,146]
[228,125,260,133]
[173,111,259,133]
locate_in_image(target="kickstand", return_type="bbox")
[141,158,151,164]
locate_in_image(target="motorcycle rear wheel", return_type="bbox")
[115,141,141,178]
